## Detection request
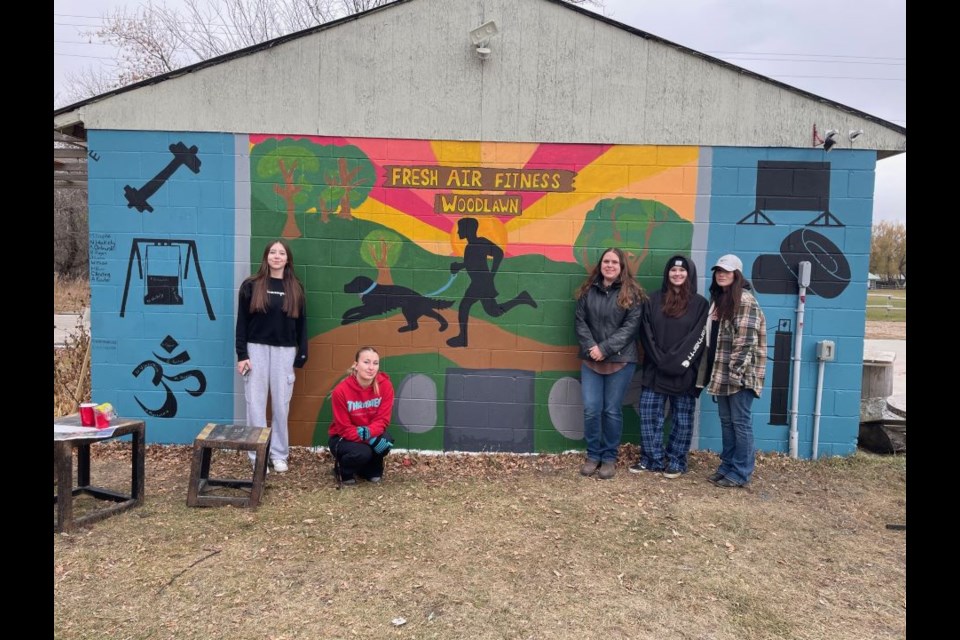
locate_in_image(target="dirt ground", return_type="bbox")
[864,321,905,340]
[54,444,906,640]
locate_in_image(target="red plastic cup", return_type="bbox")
[79,403,96,426]
[94,409,111,429]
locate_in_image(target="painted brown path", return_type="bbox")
[287,310,580,445]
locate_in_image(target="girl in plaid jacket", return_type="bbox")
[697,255,767,488]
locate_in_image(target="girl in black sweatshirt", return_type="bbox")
[630,255,708,478]
[236,240,308,472]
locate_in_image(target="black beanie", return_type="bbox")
[669,256,690,271]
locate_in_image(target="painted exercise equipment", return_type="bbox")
[120,238,216,320]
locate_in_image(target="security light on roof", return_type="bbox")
[470,20,498,46]
[822,130,838,152]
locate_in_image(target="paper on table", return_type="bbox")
[53,424,119,440]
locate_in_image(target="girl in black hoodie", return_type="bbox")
[631,255,709,478]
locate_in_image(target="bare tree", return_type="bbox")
[869,221,906,284]
[54,189,89,278]
[61,67,122,106]
[61,0,603,104]
[161,0,343,63]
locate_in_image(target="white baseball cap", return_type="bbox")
[712,254,743,272]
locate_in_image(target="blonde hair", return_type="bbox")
[348,346,382,394]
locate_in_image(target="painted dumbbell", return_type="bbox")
[123,142,201,213]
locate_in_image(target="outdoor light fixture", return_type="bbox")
[470,20,498,60]
[848,129,864,143]
[821,129,838,152]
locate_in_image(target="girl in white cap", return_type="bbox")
[697,254,767,488]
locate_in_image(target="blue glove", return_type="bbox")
[356,426,370,441]
[368,435,393,455]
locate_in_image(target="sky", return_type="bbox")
[53,0,906,224]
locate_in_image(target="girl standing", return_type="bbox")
[236,240,308,472]
[632,255,709,478]
[574,248,645,480]
[697,254,767,488]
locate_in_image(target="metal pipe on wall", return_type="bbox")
[812,358,826,460]
[788,261,812,459]
[811,340,836,460]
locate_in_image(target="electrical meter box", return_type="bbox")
[816,340,836,362]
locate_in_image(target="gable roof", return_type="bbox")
[54,0,905,156]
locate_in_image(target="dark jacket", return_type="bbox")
[236,277,308,368]
[696,280,767,398]
[575,278,643,363]
[639,255,709,396]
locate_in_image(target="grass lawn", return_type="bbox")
[54,445,906,640]
[866,289,906,322]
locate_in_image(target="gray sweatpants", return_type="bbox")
[244,342,297,462]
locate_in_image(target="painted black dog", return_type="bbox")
[342,275,453,332]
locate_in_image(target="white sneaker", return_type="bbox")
[271,458,288,473]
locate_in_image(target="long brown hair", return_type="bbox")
[245,240,305,318]
[575,248,646,309]
[662,280,691,318]
[709,269,744,322]
[348,346,382,395]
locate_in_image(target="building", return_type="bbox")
[53,0,907,458]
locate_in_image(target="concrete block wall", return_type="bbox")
[87,130,875,457]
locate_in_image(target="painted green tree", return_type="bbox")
[251,140,321,239]
[574,198,693,290]
[360,229,404,285]
[314,145,377,223]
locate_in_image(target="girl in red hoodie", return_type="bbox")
[328,347,395,485]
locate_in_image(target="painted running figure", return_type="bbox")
[446,217,537,347]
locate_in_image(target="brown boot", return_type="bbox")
[597,461,616,480]
[580,459,600,477]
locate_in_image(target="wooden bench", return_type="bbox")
[186,423,271,508]
[54,415,146,533]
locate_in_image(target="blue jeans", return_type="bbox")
[715,389,756,485]
[638,388,697,473]
[581,363,636,463]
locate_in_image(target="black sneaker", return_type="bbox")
[708,472,724,484]
[713,477,742,488]
[662,469,683,479]
[628,462,649,474]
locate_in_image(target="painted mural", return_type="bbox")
[87,131,237,445]
[700,148,875,457]
[86,130,876,459]
[247,135,699,453]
